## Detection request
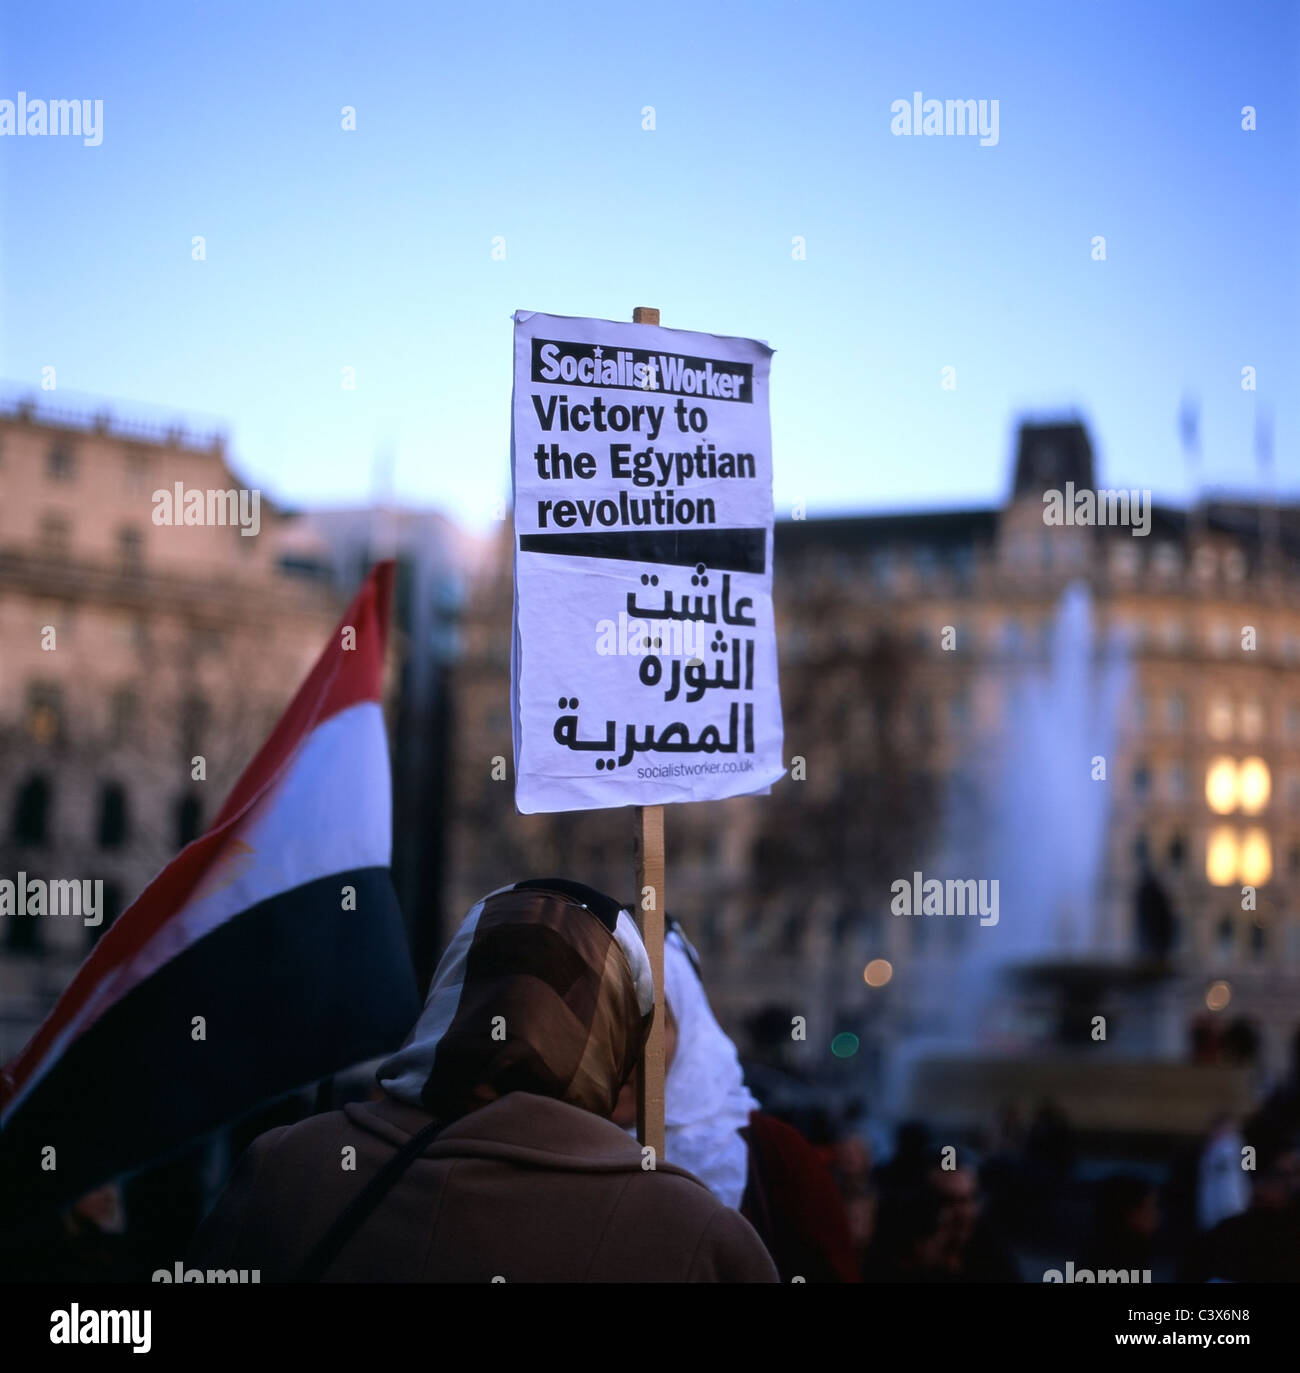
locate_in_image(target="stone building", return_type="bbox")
[447,418,1300,1084]
[0,395,342,1060]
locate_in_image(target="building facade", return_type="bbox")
[447,420,1300,1085]
[0,396,343,1060]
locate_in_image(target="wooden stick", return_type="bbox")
[635,804,666,1157]
[631,304,666,1160]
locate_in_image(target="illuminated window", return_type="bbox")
[1237,758,1270,815]
[1239,829,1272,886]
[1206,758,1238,815]
[1206,827,1238,885]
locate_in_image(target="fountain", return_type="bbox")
[885,581,1253,1136]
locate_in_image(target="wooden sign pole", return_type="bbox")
[631,304,667,1160]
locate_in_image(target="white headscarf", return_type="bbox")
[652,926,760,1210]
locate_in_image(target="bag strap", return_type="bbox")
[295,1115,444,1282]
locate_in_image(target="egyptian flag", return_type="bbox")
[0,561,419,1214]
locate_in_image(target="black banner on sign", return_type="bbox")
[518,527,767,574]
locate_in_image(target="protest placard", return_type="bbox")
[510,310,785,815]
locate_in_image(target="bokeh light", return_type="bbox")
[1239,828,1272,885]
[1237,757,1270,815]
[863,958,893,987]
[1205,757,1237,814]
[1206,981,1232,1012]
[1206,827,1238,885]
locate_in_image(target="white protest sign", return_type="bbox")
[510,310,785,815]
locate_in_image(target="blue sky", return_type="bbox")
[2,0,1295,528]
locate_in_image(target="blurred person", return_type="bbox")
[828,1124,877,1268]
[860,1183,949,1282]
[188,880,777,1282]
[873,1119,933,1193]
[1196,1114,1250,1232]
[1181,1136,1300,1282]
[929,1164,1021,1282]
[1082,1173,1159,1274]
[610,922,857,1282]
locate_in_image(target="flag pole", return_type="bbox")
[631,304,667,1162]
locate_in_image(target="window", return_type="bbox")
[1207,696,1233,741]
[948,691,970,733]
[25,683,63,745]
[118,527,144,572]
[1168,833,1185,868]
[1240,699,1264,742]
[1153,545,1181,578]
[1158,616,1185,651]
[4,892,42,953]
[39,513,71,556]
[1110,543,1140,578]
[1133,763,1151,799]
[11,774,51,846]
[180,695,210,758]
[97,783,129,849]
[123,450,152,494]
[110,688,140,747]
[1168,762,1187,800]
[175,794,202,849]
[1166,693,1186,730]
[1208,621,1233,656]
[46,442,76,481]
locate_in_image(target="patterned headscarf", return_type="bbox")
[378,880,654,1123]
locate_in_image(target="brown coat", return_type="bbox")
[190,1091,779,1283]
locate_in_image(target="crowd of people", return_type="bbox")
[5,876,1300,1283]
